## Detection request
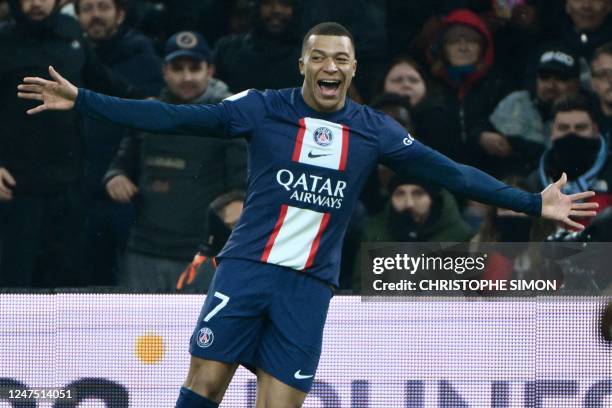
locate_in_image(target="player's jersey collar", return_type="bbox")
[293,88,355,122]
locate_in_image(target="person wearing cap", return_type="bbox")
[475,46,583,176]
[75,0,163,286]
[102,31,247,291]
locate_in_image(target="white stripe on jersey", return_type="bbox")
[263,205,329,270]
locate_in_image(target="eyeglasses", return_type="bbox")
[592,69,612,81]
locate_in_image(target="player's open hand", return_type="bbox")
[17,66,78,115]
[0,167,16,201]
[540,172,598,230]
[106,174,138,203]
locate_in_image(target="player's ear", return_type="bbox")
[352,59,357,77]
[299,57,305,76]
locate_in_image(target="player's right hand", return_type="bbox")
[17,66,78,115]
[106,175,138,203]
[0,167,16,201]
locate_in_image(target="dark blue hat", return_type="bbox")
[164,31,211,63]
[537,47,580,78]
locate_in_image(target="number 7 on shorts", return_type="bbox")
[203,291,230,322]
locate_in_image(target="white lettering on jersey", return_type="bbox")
[276,169,345,209]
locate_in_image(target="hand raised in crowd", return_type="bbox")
[479,131,513,157]
[0,167,16,201]
[540,173,599,230]
[106,175,139,204]
[17,66,78,114]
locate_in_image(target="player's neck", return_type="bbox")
[300,86,346,114]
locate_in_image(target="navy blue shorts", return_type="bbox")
[189,258,333,393]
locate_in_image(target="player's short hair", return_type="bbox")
[74,0,127,14]
[301,22,355,56]
[592,41,612,62]
[552,96,598,123]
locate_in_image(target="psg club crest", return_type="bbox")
[197,327,214,348]
[313,127,333,146]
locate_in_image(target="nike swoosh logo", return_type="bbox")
[308,151,332,159]
[294,370,314,380]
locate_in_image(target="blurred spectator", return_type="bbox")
[176,190,246,293]
[590,42,612,140]
[0,0,137,288]
[76,0,163,286]
[557,0,612,62]
[478,46,582,175]
[467,1,543,88]
[421,9,513,170]
[370,92,414,132]
[103,31,247,291]
[0,0,9,21]
[353,173,472,290]
[527,97,612,218]
[213,0,303,92]
[386,0,461,59]
[472,174,538,284]
[378,55,429,108]
[361,175,473,243]
[360,93,414,215]
[164,0,250,47]
[204,190,245,256]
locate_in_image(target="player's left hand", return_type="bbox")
[540,172,598,230]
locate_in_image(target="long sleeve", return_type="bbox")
[401,147,542,216]
[74,88,267,140]
[224,139,248,190]
[378,117,542,216]
[74,88,228,137]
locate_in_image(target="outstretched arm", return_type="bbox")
[17,66,227,137]
[401,148,597,230]
[378,116,597,229]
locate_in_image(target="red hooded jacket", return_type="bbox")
[427,9,495,100]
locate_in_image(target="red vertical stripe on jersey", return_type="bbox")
[339,125,350,171]
[303,212,331,270]
[261,204,289,262]
[291,118,306,162]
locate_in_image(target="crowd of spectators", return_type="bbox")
[0,0,611,293]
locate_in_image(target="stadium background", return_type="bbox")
[1,0,612,406]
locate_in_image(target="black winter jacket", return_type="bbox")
[0,5,135,194]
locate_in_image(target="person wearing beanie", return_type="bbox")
[361,175,474,243]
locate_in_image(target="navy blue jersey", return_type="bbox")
[75,87,541,286]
